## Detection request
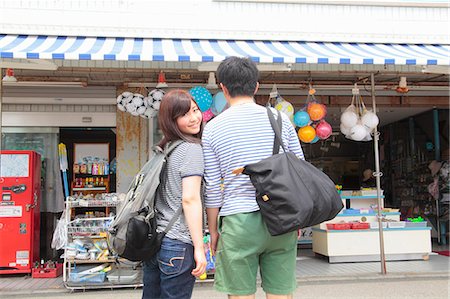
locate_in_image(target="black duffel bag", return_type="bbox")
[242,107,343,236]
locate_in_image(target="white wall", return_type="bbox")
[0,0,448,44]
[1,111,116,127]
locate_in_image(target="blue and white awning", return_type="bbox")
[1,34,449,66]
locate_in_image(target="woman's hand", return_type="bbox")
[191,246,207,277]
[209,230,219,256]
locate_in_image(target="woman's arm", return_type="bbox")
[182,175,207,277]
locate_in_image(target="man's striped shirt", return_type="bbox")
[202,102,304,216]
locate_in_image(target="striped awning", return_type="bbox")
[1,34,449,66]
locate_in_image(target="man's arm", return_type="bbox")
[202,129,223,254]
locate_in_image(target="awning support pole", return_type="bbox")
[371,73,387,275]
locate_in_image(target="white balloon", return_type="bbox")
[122,91,133,98]
[117,103,126,112]
[361,111,379,129]
[340,110,359,128]
[350,124,367,141]
[124,95,134,104]
[116,94,124,104]
[132,96,144,107]
[340,123,351,136]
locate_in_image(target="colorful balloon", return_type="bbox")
[315,121,333,140]
[212,92,227,114]
[310,136,320,144]
[298,125,316,143]
[293,111,310,127]
[202,109,214,122]
[275,99,294,119]
[189,86,213,112]
[307,102,327,121]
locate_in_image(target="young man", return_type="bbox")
[202,57,305,299]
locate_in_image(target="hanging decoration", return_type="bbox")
[189,86,213,112]
[340,84,379,141]
[211,91,228,115]
[268,84,295,123]
[116,86,166,119]
[293,85,332,143]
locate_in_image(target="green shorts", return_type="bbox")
[214,211,298,295]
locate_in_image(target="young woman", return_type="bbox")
[142,89,206,299]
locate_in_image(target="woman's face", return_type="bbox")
[176,100,202,136]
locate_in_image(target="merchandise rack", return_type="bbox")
[312,194,432,263]
[63,199,142,290]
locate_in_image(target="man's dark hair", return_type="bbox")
[216,56,259,97]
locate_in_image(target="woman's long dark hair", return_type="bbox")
[158,89,202,148]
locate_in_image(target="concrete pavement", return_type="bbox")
[2,276,449,299]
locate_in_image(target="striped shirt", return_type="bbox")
[202,102,304,216]
[156,142,204,244]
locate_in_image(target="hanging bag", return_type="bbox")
[241,107,343,236]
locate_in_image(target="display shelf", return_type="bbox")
[63,196,140,290]
[312,191,432,263]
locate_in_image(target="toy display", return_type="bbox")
[340,84,379,141]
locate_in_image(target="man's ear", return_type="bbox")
[220,83,230,99]
[254,82,260,95]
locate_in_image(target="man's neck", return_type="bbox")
[228,96,254,107]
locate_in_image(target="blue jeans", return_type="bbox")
[142,237,195,299]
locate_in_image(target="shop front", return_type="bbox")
[0,32,449,286]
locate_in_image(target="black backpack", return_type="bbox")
[108,141,182,261]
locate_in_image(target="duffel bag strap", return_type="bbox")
[266,107,286,155]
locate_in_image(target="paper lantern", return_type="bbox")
[189,86,213,112]
[298,125,316,143]
[315,121,332,140]
[307,102,327,121]
[202,109,214,122]
[293,111,310,127]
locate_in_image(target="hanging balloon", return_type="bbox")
[189,86,213,112]
[202,109,214,122]
[212,92,227,115]
[298,125,316,143]
[310,136,320,144]
[315,121,333,140]
[307,102,327,121]
[340,123,351,137]
[293,110,310,127]
[275,99,294,119]
[350,124,367,141]
[361,110,379,130]
[147,89,166,112]
[340,105,358,128]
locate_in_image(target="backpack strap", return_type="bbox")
[161,206,183,235]
[266,107,285,155]
[157,140,185,235]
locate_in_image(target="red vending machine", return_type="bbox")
[0,150,41,274]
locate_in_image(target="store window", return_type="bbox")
[1,127,64,213]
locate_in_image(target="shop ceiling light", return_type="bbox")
[205,72,218,90]
[155,71,168,88]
